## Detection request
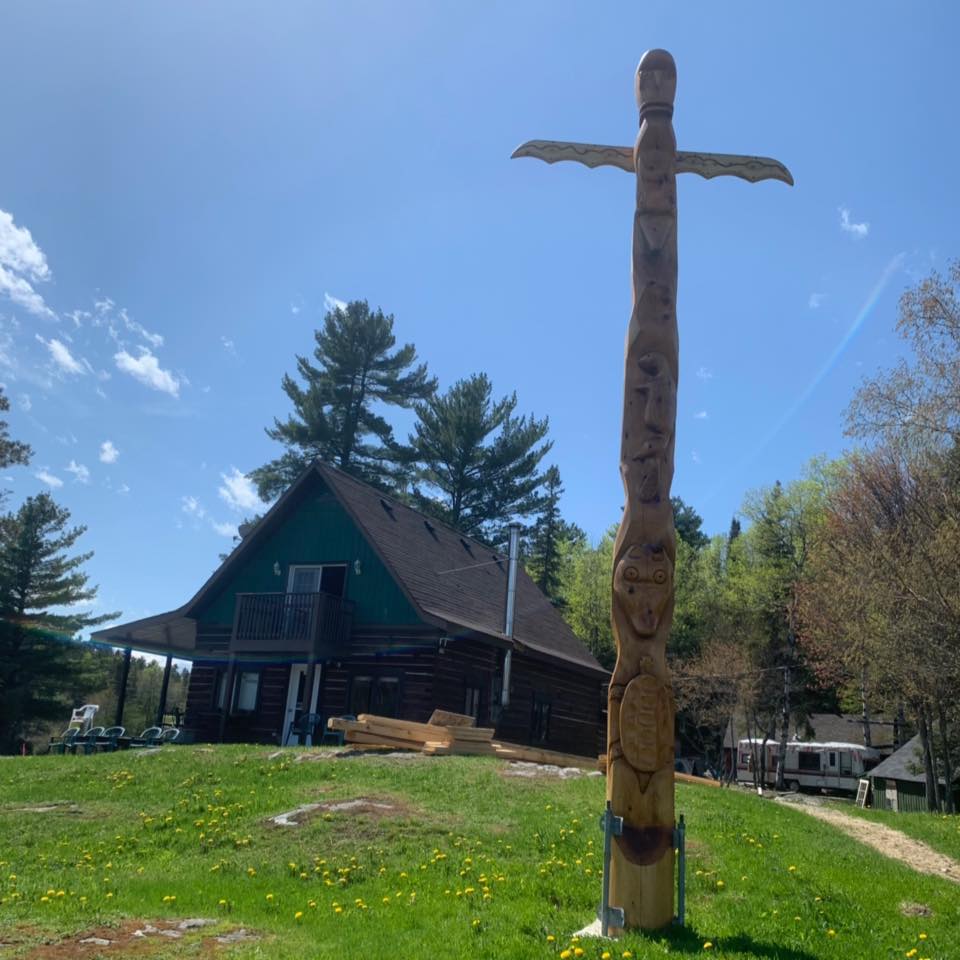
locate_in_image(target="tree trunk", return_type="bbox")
[894,702,906,751]
[775,665,790,791]
[860,663,872,748]
[937,698,955,815]
[917,706,939,812]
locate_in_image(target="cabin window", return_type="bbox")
[349,674,401,718]
[214,669,229,710]
[464,684,482,722]
[287,564,347,597]
[234,671,260,712]
[797,751,820,772]
[839,752,853,774]
[828,751,837,768]
[530,694,551,745]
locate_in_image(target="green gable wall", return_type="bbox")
[192,477,420,628]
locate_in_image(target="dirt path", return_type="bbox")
[777,797,960,884]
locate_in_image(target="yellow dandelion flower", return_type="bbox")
[294,911,303,921]
[560,952,572,960]
[334,906,343,914]
[905,951,917,958]
[266,893,274,901]
[919,934,928,940]
[827,929,836,937]
[704,944,714,952]
[788,865,797,872]
[716,880,725,888]
[602,952,612,959]
[547,935,556,943]
[622,952,633,959]
[574,949,584,958]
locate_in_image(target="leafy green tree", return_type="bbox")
[251,300,436,498]
[559,526,616,669]
[672,496,708,550]
[525,466,584,606]
[409,373,551,542]
[0,494,117,752]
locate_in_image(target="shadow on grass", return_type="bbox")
[633,925,819,959]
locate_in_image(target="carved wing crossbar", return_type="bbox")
[511,139,794,186]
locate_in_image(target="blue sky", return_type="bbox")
[1,1,957,634]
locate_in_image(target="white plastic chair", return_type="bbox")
[69,704,99,734]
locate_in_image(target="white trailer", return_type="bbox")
[736,738,883,794]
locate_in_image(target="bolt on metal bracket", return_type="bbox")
[598,801,625,936]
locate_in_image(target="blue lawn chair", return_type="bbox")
[286,713,322,747]
[49,728,80,755]
[99,726,126,751]
[320,714,356,747]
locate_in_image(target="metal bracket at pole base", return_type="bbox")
[673,814,686,927]
[598,801,625,936]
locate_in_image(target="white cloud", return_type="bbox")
[66,460,90,483]
[691,450,701,465]
[218,467,263,513]
[808,292,825,309]
[323,292,348,314]
[839,206,869,239]
[693,410,708,420]
[93,297,164,348]
[181,495,206,519]
[290,303,301,315]
[17,392,31,412]
[99,440,119,463]
[117,482,131,495]
[0,209,55,319]
[114,348,181,397]
[220,336,236,354]
[35,468,63,488]
[696,366,713,381]
[211,519,239,538]
[36,335,85,376]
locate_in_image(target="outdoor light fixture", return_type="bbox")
[273,561,281,577]
[353,559,362,575]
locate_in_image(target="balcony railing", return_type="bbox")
[231,591,353,656]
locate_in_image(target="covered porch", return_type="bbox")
[92,591,354,743]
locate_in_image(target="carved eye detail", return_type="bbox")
[624,566,640,582]
[653,569,667,585]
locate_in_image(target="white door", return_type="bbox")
[283,664,321,746]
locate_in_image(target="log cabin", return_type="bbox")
[93,462,609,757]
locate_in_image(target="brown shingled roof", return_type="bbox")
[316,463,606,675]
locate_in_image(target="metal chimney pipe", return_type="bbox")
[502,522,521,707]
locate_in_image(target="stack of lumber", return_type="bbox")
[326,712,597,769]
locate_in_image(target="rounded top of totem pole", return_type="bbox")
[635,48,676,112]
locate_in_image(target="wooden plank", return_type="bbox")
[428,709,476,728]
[674,772,720,789]
[343,730,423,750]
[445,727,495,742]
[491,741,596,768]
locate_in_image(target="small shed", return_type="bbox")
[868,734,959,813]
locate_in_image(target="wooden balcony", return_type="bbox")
[231,592,353,657]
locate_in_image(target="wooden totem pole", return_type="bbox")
[513,49,791,931]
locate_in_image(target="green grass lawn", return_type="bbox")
[1,746,957,959]
[839,801,960,863]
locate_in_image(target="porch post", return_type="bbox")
[115,646,132,727]
[219,599,245,743]
[156,654,173,727]
[218,655,236,743]
[302,592,321,745]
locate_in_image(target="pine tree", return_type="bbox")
[251,300,436,498]
[0,387,31,504]
[526,466,584,605]
[671,496,708,550]
[409,373,551,542]
[0,494,118,751]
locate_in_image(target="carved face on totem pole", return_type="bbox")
[613,543,673,638]
[625,350,676,502]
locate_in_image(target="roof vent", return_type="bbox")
[492,553,504,570]
[379,498,396,519]
[423,520,438,539]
